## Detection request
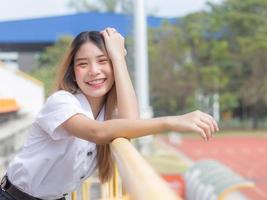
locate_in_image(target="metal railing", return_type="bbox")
[71,137,181,200]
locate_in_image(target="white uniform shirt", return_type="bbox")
[7,90,104,200]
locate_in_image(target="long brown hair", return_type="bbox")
[54,31,116,183]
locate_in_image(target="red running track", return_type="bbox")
[164,136,267,200]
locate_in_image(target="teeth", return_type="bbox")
[88,79,105,85]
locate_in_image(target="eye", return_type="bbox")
[77,62,88,68]
[98,59,109,64]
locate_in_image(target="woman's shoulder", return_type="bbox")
[35,90,83,120]
[49,90,74,98]
[45,90,79,106]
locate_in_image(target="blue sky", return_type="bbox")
[0,0,223,21]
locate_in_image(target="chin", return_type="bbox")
[85,89,109,98]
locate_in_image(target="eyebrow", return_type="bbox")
[75,55,108,62]
[75,58,87,62]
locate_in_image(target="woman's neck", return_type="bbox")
[86,96,106,119]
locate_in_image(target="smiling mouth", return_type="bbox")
[86,78,106,86]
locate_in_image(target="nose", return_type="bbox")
[88,63,100,76]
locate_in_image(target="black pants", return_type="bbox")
[0,188,15,200]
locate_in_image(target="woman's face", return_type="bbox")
[74,41,114,101]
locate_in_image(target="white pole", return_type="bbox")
[213,93,220,122]
[134,0,150,116]
[134,0,153,154]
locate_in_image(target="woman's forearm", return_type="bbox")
[63,111,218,144]
[98,109,219,143]
[99,117,168,143]
[63,114,167,144]
[112,58,139,119]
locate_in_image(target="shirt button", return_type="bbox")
[87,151,93,156]
[80,175,85,179]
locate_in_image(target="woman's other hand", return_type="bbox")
[101,27,127,61]
[166,110,219,141]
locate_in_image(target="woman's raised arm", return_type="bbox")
[101,28,139,119]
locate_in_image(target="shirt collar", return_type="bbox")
[75,91,105,121]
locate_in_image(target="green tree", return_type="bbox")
[68,0,156,15]
[181,11,232,116]
[68,0,133,13]
[30,36,73,97]
[148,22,197,115]
[238,27,267,128]
[209,0,267,128]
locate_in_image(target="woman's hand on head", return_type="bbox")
[166,110,219,141]
[101,27,127,61]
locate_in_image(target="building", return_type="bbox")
[0,12,176,72]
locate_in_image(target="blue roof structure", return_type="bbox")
[0,12,177,45]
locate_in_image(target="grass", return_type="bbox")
[142,139,189,175]
[144,154,188,175]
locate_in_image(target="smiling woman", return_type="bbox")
[0,28,219,200]
[73,40,115,107]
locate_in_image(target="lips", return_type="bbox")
[86,78,106,87]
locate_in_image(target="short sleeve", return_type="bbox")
[35,90,86,140]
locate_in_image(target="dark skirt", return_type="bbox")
[0,188,15,200]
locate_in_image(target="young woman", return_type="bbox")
[0,28,219,200]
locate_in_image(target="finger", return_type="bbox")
[200,116,215,133]
[111,28,117,33]
[111,28,122,38]
[194,125,208,141]
[196,120,212,140]
[213,118,219,131]
[101,30,109,42]
[204,113,219,131]
[106,27,114,36]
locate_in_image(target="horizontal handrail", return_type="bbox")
[110,137,181,200]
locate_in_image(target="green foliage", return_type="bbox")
[148,23,196,115]
[68,0,133,13]
[219,92,239,112]
[213,0,267,128]
[30,65,57,97]
[38,36,73,68]
[199,66,223,93]
[30,36,73,97]
[68,0,117,12]
[148,0,267,128]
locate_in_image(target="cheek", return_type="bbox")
[74,67,84,81]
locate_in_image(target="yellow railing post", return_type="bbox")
[71,191,77,200]
[122,184,129,200]
[108,175,114,199]
[72,137,181,200]
[110,138,181,200]
[100,182,108,199]
[112,164,119,198]
[86,180,91,200]
[81,179,92,200]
